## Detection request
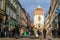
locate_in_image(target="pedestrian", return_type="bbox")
[51,29,56,38]
[0,25,1,37]
[43,29,47,38]
[20,28,24,37]
[33,27,38,37]
[13,25,20,38]
[1,29,4,37]
[4,27,9,37]
[9,29,14,37]
[29,27,31,37]
[38,30,41,37]
[57,28,60,38]
[23,30,27,37]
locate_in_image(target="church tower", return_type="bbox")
[33,6,44,32]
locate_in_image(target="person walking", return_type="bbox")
[33,27,38,37]
[0,25,1,37]
[52,29,56,38]
[4,27,8,37]
[43,29,47,38]
[13,25,20,38]
[23,30,27,37]
[20,28,24,37]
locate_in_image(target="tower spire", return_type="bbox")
[37,5,41,8]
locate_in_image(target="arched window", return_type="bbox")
[38,16,40,21]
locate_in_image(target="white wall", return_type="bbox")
[34,15,44,29]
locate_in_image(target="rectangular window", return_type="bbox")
[14,3,17,9]
[11,0,13,3]
[13,0,15,8]
[10,10,13,17]
[14,14,16,19]
[0,0,2,9]
[13,12,14,19]
[6,6,9,15]
[13,12,16,19]
[16,3,19,9]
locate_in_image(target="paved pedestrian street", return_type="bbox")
[0,38,40,40]
[0,38,60,40]
[0,36,60,40]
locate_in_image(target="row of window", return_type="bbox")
[9,0,18,9]
[6,6,16,19]
[9,0,22,17]
[9,0,23,18]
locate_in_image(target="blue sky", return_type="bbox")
[19,0,51,21]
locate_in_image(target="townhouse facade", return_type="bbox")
[5,0,19,31]
[0,0,32,31]
[0,0,6,31]
[45,0,60,35]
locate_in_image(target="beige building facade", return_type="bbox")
[45,0,60,35]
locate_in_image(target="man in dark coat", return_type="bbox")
[13,25,20,38]
[43,29,47,38]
